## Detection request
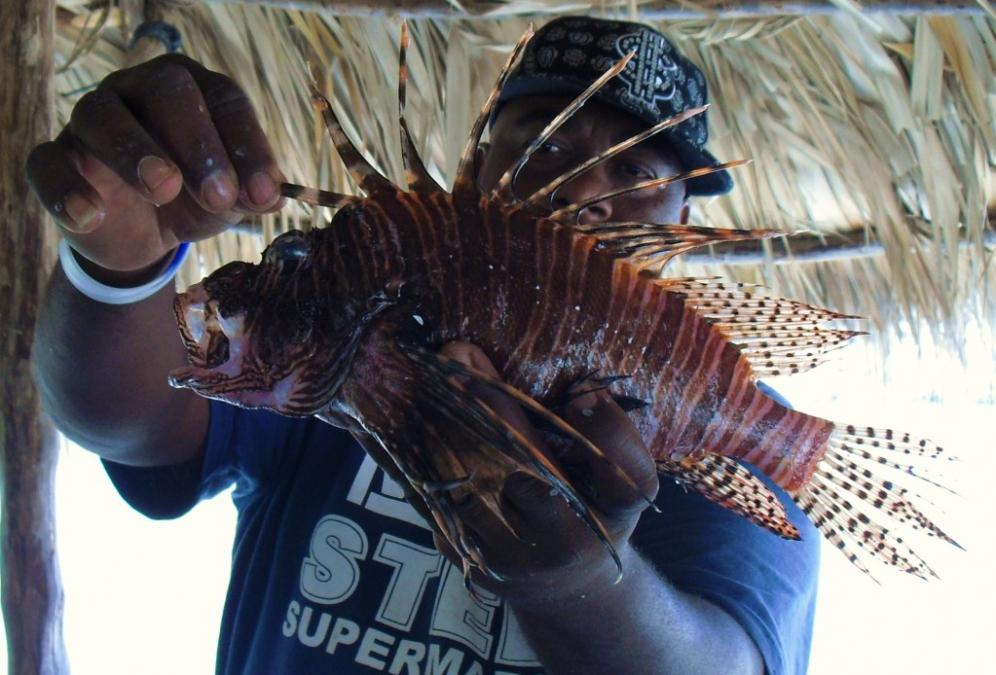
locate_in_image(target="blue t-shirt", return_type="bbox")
[104,393,818,675]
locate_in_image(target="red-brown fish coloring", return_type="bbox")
[169,24,959,583]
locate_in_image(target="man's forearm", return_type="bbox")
[510,545,764,675]
[32,264,205,465]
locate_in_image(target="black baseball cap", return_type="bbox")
[497,16,733,196]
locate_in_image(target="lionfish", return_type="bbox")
[168,25,958,582]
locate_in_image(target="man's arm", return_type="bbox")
[512,546,764,675]
[33,265,207,467]
[493,390,764,675]
[28,55,283,467]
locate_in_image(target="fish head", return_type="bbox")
[168,229,358,416]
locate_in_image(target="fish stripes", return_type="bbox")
[169,23,960,583]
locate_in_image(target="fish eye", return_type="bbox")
[264,230,310,266]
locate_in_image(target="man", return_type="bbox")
[28,16,818,675]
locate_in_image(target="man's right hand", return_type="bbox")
[27,54,284,284]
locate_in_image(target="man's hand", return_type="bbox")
[356,341,660,606]
[27,54,283,284]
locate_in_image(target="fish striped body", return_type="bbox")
[300,190,835,498]
[169,24,958,582]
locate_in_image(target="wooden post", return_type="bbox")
[0,0,67,674]
[194,0,989,18]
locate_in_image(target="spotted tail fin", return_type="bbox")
[795,423,960,580]
[642,276,960,579]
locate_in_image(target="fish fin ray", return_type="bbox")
[817,450,961,549]
[307,78,396,196]
[655,277,865,377]
[795,487,877,579]
[404,345,654,509]
[280,182,360,209]
[493,52,636,203]
[579,225,779,275]
[791,421,962,579]
[452,25,534,200]
[548,161,749,225]
[397,22,444,193]
[522,106,709,210]
[796,476,939,580]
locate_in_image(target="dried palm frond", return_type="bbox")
[51,0,995,362]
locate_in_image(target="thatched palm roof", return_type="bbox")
[53,0,995,353]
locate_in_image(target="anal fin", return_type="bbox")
[659,454,800,540]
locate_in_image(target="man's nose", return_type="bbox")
[551,169,612,224]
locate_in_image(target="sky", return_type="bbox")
[1,324,993,675]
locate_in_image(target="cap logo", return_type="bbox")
[615,32,681,106]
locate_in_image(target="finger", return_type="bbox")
[500,471,572,532]
[26,139,106,233]
[120,60,240,214]
[563,391,659,515]
[67,88,183,207]
[185,66,285,212]
[447,490,538,569]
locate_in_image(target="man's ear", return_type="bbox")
[474,142,492,189]
[475,143,490,171]
[680,201,691,225]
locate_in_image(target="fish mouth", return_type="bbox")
[168,284,247,392]
[167,284,312,413]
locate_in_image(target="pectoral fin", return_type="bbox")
[354,344,624,582]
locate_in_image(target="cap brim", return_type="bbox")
[666,138,734,197]
[496,75,734,197]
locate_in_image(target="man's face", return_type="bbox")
[477,95,690,226]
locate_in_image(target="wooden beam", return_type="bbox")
[0,1,68,675]
[681,222,996,265]
[194,0,989,19]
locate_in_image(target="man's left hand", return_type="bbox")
[355,341,660,606]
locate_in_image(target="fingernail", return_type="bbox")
[138,156,175,193]
[246,171,276,207]
[63,194,104,232]
[201,171,236,211]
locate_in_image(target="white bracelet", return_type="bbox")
[59,238,191,305]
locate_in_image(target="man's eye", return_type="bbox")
[535,140,566,156]
[621,162,656,180]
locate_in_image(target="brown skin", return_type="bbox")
[29,59,763,674]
